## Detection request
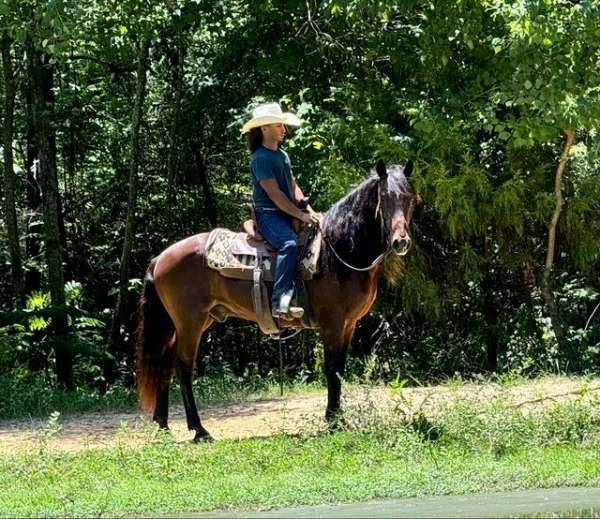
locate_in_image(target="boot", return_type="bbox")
[274,287,304,320]
[272,306,304,320]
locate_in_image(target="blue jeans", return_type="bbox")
[254,208,299,312]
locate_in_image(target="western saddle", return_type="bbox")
[204,223,322,335]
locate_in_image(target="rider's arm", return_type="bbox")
[291,176,317,214]
[291,176,305,205]
[259,179,306,220]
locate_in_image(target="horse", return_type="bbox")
[135,159,419,441]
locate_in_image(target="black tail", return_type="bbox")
[135,259,177,415]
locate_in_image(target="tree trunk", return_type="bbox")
[482,271,499,372]
[106,35,151,384]
[482,236,499,372]
[24,39,42,293]
[541,128,576,350]
[31,46,72,388]
[191,141,217,227]
[166,36,185,201]
[1,33,25,306]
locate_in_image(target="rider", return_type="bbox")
[242,102,320,321]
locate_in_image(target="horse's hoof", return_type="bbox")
[325,411,347,433]
[193,430,214,443]
[153,416,169,430]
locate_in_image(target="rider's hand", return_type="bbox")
[300,209,321,227]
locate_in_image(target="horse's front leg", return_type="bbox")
[321,319,356,427]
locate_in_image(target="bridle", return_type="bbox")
[319,177,417,272]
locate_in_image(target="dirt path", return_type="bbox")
[1,376,598,453]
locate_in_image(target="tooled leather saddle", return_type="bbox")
[204,225,322,335]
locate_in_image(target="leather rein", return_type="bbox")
[318,179,412,272]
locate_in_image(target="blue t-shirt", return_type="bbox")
[250,146,294,209]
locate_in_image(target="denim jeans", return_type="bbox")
[254,208,299,312]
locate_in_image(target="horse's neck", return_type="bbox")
[347,208,386,264]
[325,186,386,268]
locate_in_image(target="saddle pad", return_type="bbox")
[205,227,321,282]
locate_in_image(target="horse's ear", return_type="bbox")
[376,159,387,179]
[404,160,414,178]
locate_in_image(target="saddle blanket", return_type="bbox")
[204,227,322,282]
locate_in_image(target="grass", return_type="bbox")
[0,376,138,420]
[0,372,324,420]
[2,389,600,517]
[522,511,600,518]
[1,365,592,421]
[3,435,599,517]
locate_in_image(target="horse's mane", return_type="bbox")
[319,165,411,283]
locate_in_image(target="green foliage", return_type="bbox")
[0,375,137,419]
[1,0,599,396]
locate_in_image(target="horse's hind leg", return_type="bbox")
[153,339,176,429]
[154,386,170,428]
[175,314,213,442]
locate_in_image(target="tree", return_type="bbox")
[106,33,151,384]
[28,5,72,388]
[1,30,24,305]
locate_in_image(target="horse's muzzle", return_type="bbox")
[392,237,411,256]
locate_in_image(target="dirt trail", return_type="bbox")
[1,377,598,453]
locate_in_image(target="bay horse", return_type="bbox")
[135,159,418,441]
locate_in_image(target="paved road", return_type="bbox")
[197,487,600,518]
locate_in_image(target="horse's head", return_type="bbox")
[375,159,420,256]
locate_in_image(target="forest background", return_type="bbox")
[1,0,599,406]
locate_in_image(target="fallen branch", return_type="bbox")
[513,384,600,409]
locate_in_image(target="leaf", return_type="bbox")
[28,316,48,331]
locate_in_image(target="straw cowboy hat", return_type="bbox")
[241,102,302,134]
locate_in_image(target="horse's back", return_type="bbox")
[153,232,211,282]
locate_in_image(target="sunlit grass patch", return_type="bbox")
[2,393,600,517]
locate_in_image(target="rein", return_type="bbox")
[321,231,392,271]
[318,179,394,272]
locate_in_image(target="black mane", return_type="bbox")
[318,165,412,281]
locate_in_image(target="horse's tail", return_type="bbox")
[135,258,177,415]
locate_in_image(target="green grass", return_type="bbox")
[0,373,324,420]
[521,511,600,518]
[1,368,592,421]
[0,376,138,419]
[2,395,600,517]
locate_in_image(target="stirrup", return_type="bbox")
[272,309,292,321]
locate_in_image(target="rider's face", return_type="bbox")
[262,122,286,143]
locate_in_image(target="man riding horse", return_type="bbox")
[241,102,321,321]
[135,99,419,440]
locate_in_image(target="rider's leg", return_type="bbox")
[254,209,300,316]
